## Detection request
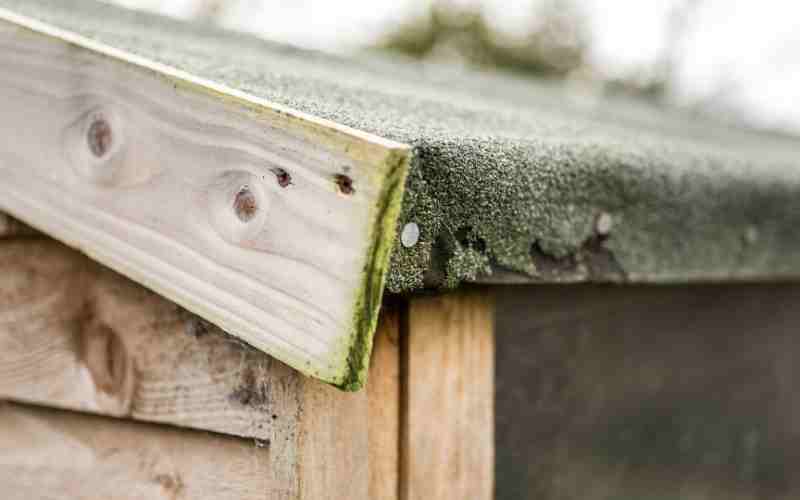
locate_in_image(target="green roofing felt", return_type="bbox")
[5,0,800,290]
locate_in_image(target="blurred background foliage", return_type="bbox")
[373,0,681,101]
[376,0,590,79]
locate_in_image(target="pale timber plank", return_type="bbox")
[401,289,495,500]
[0,238,401,499]
[0,12,410,389]
[0,401,285,500]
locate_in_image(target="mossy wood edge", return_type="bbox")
[0,7,411,390]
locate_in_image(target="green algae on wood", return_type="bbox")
[341,148,410,391]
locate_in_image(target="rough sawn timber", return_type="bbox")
[402,289,495,500]
[0,10,410,389]
[0,238,400,500]
[0,402,279,500]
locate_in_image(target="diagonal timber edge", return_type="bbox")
[0,8,412,390]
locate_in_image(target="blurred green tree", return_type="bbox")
[376,0,588,79]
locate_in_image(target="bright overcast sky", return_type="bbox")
[108,0,800,134]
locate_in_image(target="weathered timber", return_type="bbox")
[0,238,400,499]
[496,284,800,500]
[368,302,401,500]
[0,401,286,500]
[0,9,410,389]
[401,289,494,500]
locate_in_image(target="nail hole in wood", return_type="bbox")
[334,174,354,195]
[233,186,258,222]
[273,168,291,188]
[87,117,113,158]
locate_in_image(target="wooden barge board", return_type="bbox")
[0,4,410,389]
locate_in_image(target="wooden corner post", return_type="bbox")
[401,288,495,500]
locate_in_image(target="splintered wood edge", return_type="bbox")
[0,8,412,390]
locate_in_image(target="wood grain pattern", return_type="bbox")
[0,237,401,499]
[369,304,401,500]
[295,307,399,500]
[402,289,495,500]
[0,13,411,387]
[0,401,287,500]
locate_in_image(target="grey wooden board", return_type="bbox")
[495,284,800,500]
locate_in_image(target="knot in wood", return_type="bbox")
[87,117,113,158]
[233,186,258,222]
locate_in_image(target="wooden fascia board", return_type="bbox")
[0,8,412,390]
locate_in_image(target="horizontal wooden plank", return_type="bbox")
[0,238,303,440]
[0,237,401,500]
[0,401,285,500]
[0,10,410,388]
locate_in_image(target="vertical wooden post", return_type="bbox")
[294,307,402,500]
[369,304,401,500]
[401,288,495,500]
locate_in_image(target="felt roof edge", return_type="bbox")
[4,0,800,295]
